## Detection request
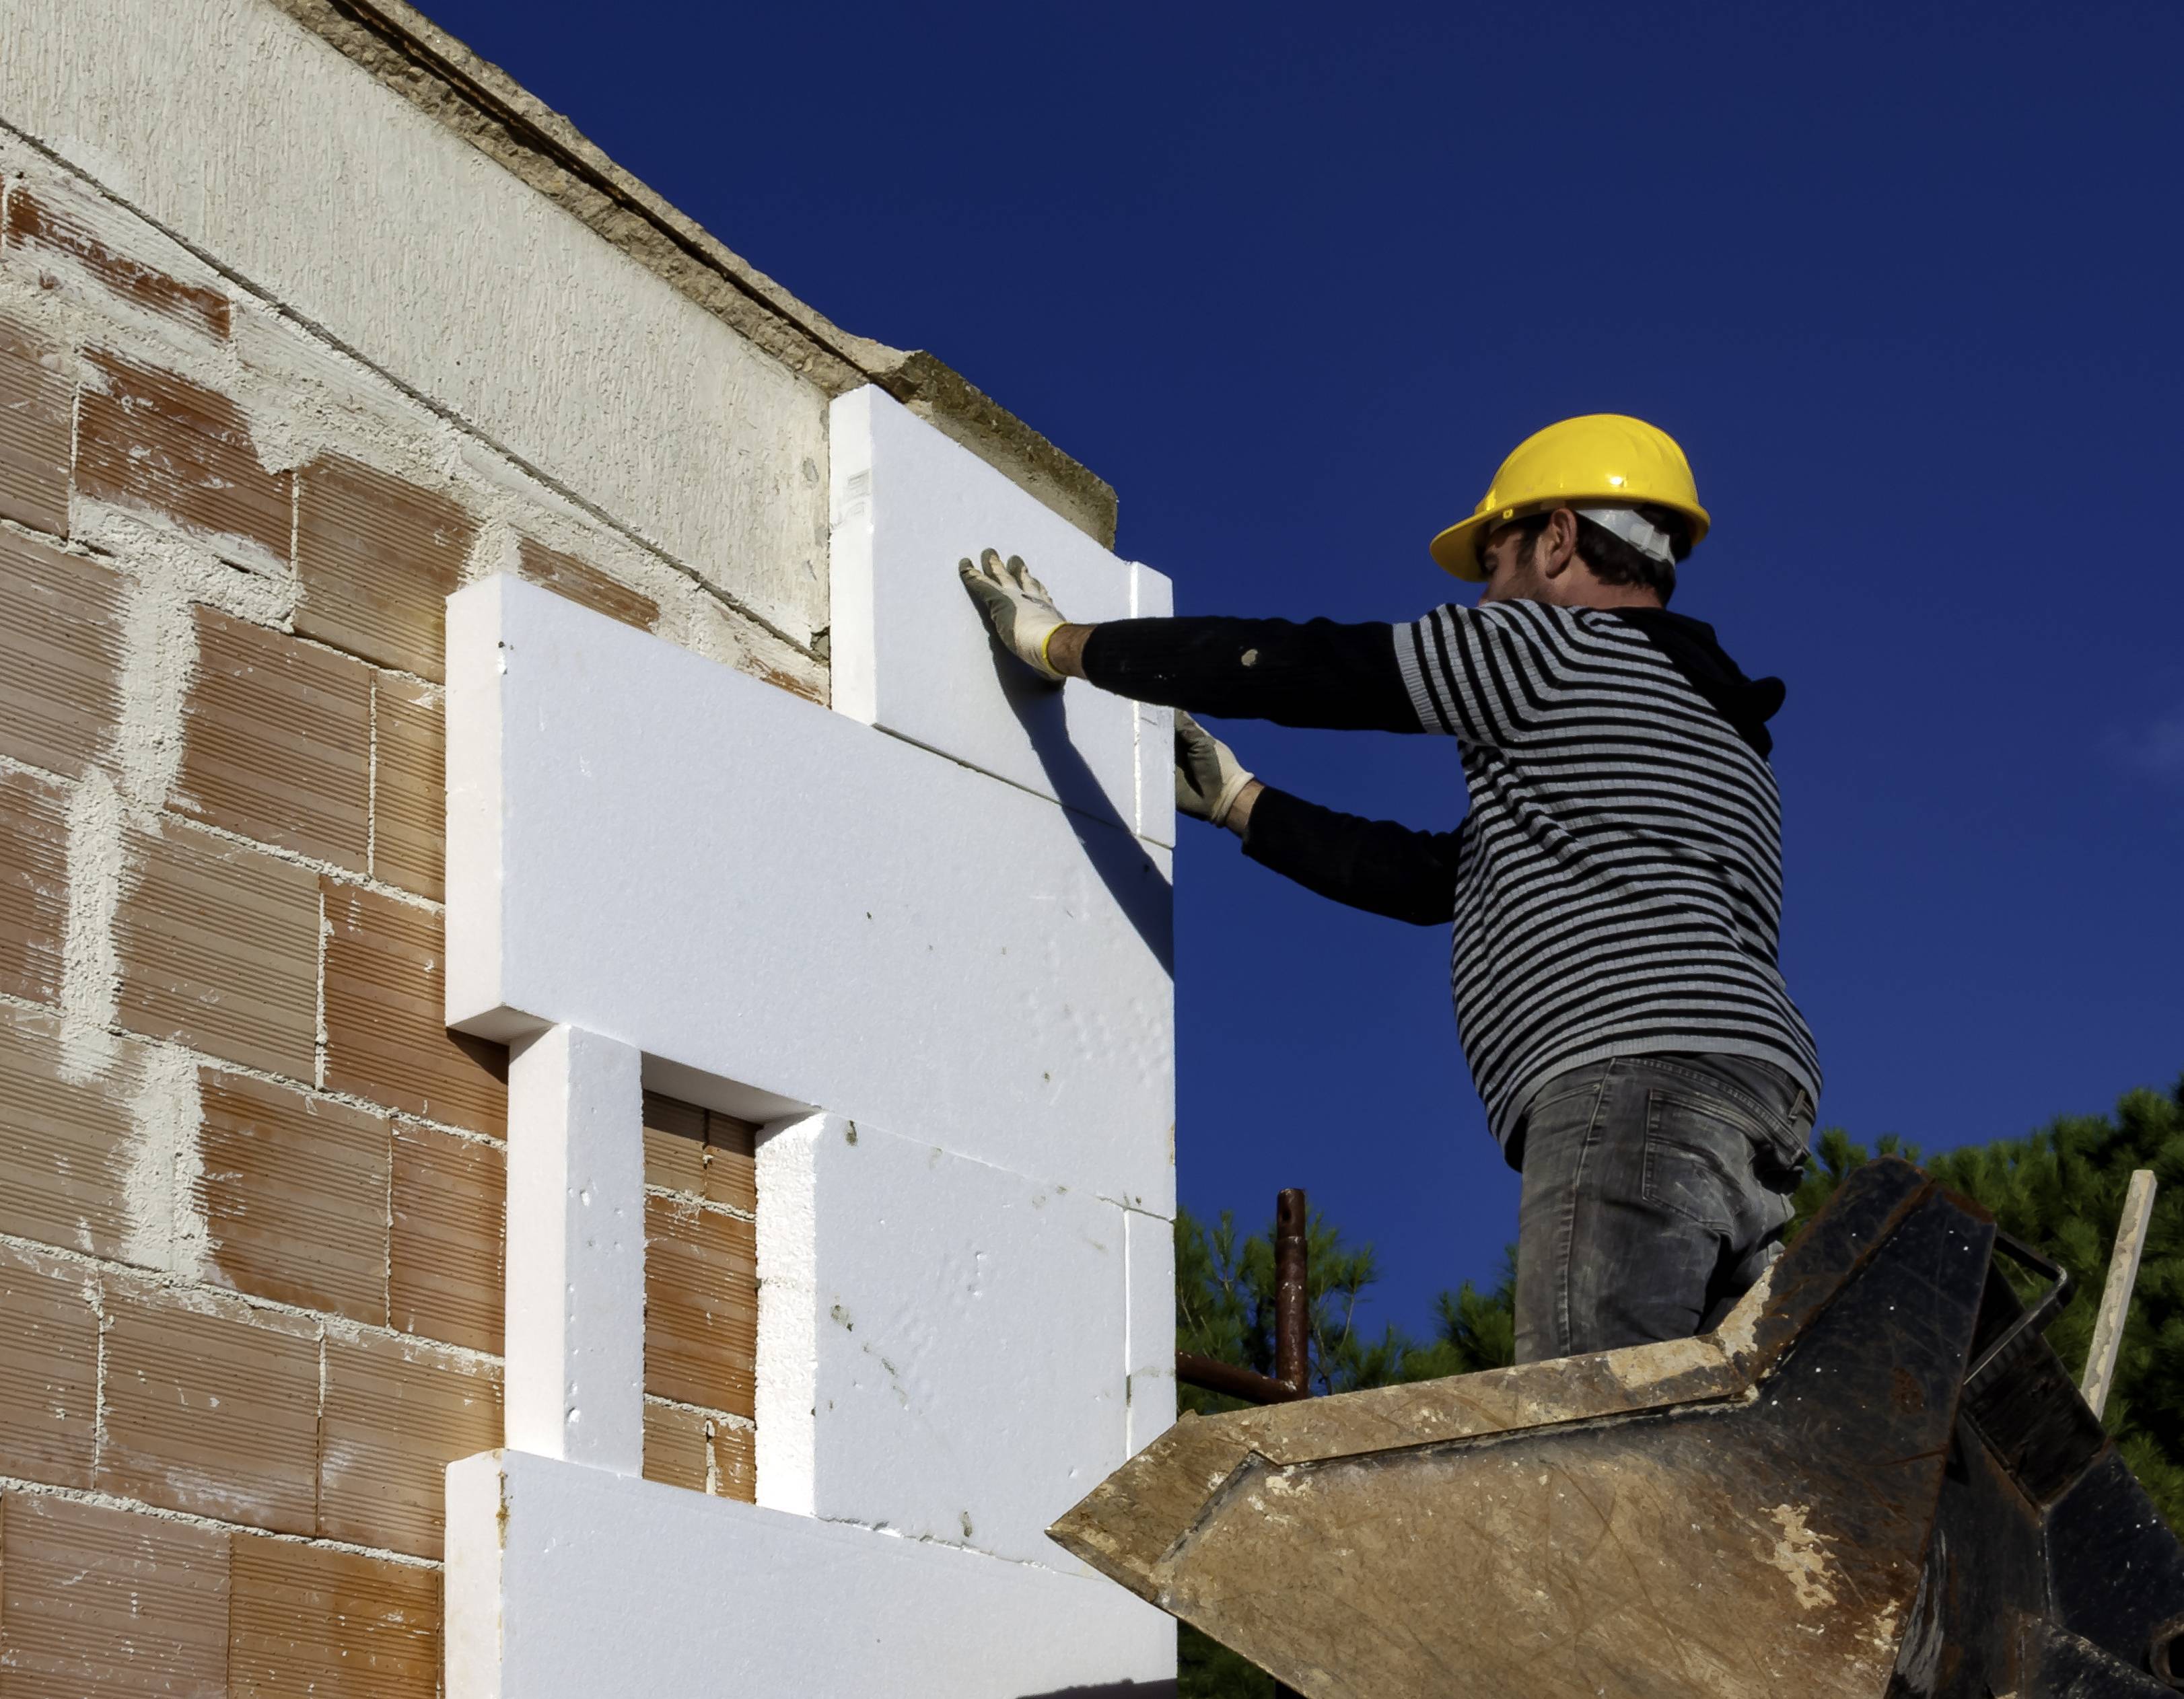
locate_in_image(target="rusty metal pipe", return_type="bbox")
[1275,1188,1308,1395]
[1174,1352,1310,1405]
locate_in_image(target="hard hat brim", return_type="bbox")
[1428,513,1496,582]
[1428,497,1712,582]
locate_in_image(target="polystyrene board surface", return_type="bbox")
[446,575,1175,1215]
[804,1120,1126,1567]
[1124,1207,1178,1457]
[831,386,1174,842]
[446,1451,1175,1699]
[1131,562,1176,849]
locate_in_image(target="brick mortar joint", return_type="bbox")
[0,1226,509,1369]
[641,1183,756,1225]
[641,1394,755,1433]
[0,988,505,1147]
[0,1472,442,1569]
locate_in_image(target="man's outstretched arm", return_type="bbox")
[960,550,1417,733]
[1177,714,1456,927]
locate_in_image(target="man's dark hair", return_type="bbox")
[1507,505,1691,603]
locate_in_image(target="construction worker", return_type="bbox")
[962,414,1821,1364]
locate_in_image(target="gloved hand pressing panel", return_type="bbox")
[1174,711,1256,828]
[958,548,1069,684]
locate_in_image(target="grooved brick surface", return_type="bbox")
[390,1122,503,1355]
[0,767,67,1005]
[640,1401,755,1502]
[229,1534,440,1699]
[0,1013,133,1258]
[0,1240,98,1489]
[516,535,658,632]
[295,456,474,680]
[371,676,443,900]
[319,1331,501,1561]
[77,351,289,565]
[0,314,71,536]
[641,1398,707,1492]
[4,188,231,340]
[0,530,125,779]
[643,1193,757,1418]
[176,606,372,869]
[116,822,319,1079]
[322,881,507,1135]
[642,1092,757,1216]
[0,1492,231,1697]
[98,1282,321,1535]
[197,1069,390,1325]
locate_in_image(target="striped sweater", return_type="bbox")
[1080,600,1822,1151]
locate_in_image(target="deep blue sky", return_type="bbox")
[421,0,2184,1338]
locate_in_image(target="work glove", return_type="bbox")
[1174,711,1255,828]
[959,548,1068,684]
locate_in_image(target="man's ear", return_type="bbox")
[1537,507,1581,579]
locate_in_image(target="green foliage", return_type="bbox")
[1788,1078,2184,1527]
[1173,1206,1513,1417]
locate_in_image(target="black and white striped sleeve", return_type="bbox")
[1393,601,1563,747]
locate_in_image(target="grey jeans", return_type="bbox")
[1510,1052,1816,1365]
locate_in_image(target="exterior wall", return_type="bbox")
[0,4,864,1686]
[0,1,1149,1691]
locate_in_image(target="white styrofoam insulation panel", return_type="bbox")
[754,1114,1128,1568]
[503,1025,645,1474]
[446,1449,1176,1699]
[446,574,1175,1216]
[1125,1206,1179,1458]
[831,387,1176,845]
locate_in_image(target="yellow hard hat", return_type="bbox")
[1429,414,1712,581]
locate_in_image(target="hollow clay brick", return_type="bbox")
[197,1069,390,1326]
[295,456,474,680]
[641,1398,707,1492]
[4,188,231,341]
[639,1402,756,1503]
[176,607,372,870]
[713,1412,756,1502]
[371,676,443,900]
[98,1280,321,1534]
[0,1240,98,1489]
[0,1492,230,1696]
[229,1534,440,1699]
[516,536,658,632]
[706,1110,758,1217]
[641,1092,756,1216]
[0,314,71,536]
[319,1330,501,1560]
[116,822,318,1080]
[0,766,68,1005]
[77,351,289,565]
[322,881,507,1135]
[643,1193,756,1418]
[389,1122,503,1355]
[0,1013,134,1258]
[641,1090,707,1194]
[0,530,125,779]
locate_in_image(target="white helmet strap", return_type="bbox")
[1574,505,1677,566]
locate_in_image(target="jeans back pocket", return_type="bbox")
[1641,1091,1755,1234]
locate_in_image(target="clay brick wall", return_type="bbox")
[0,133,785,1693]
